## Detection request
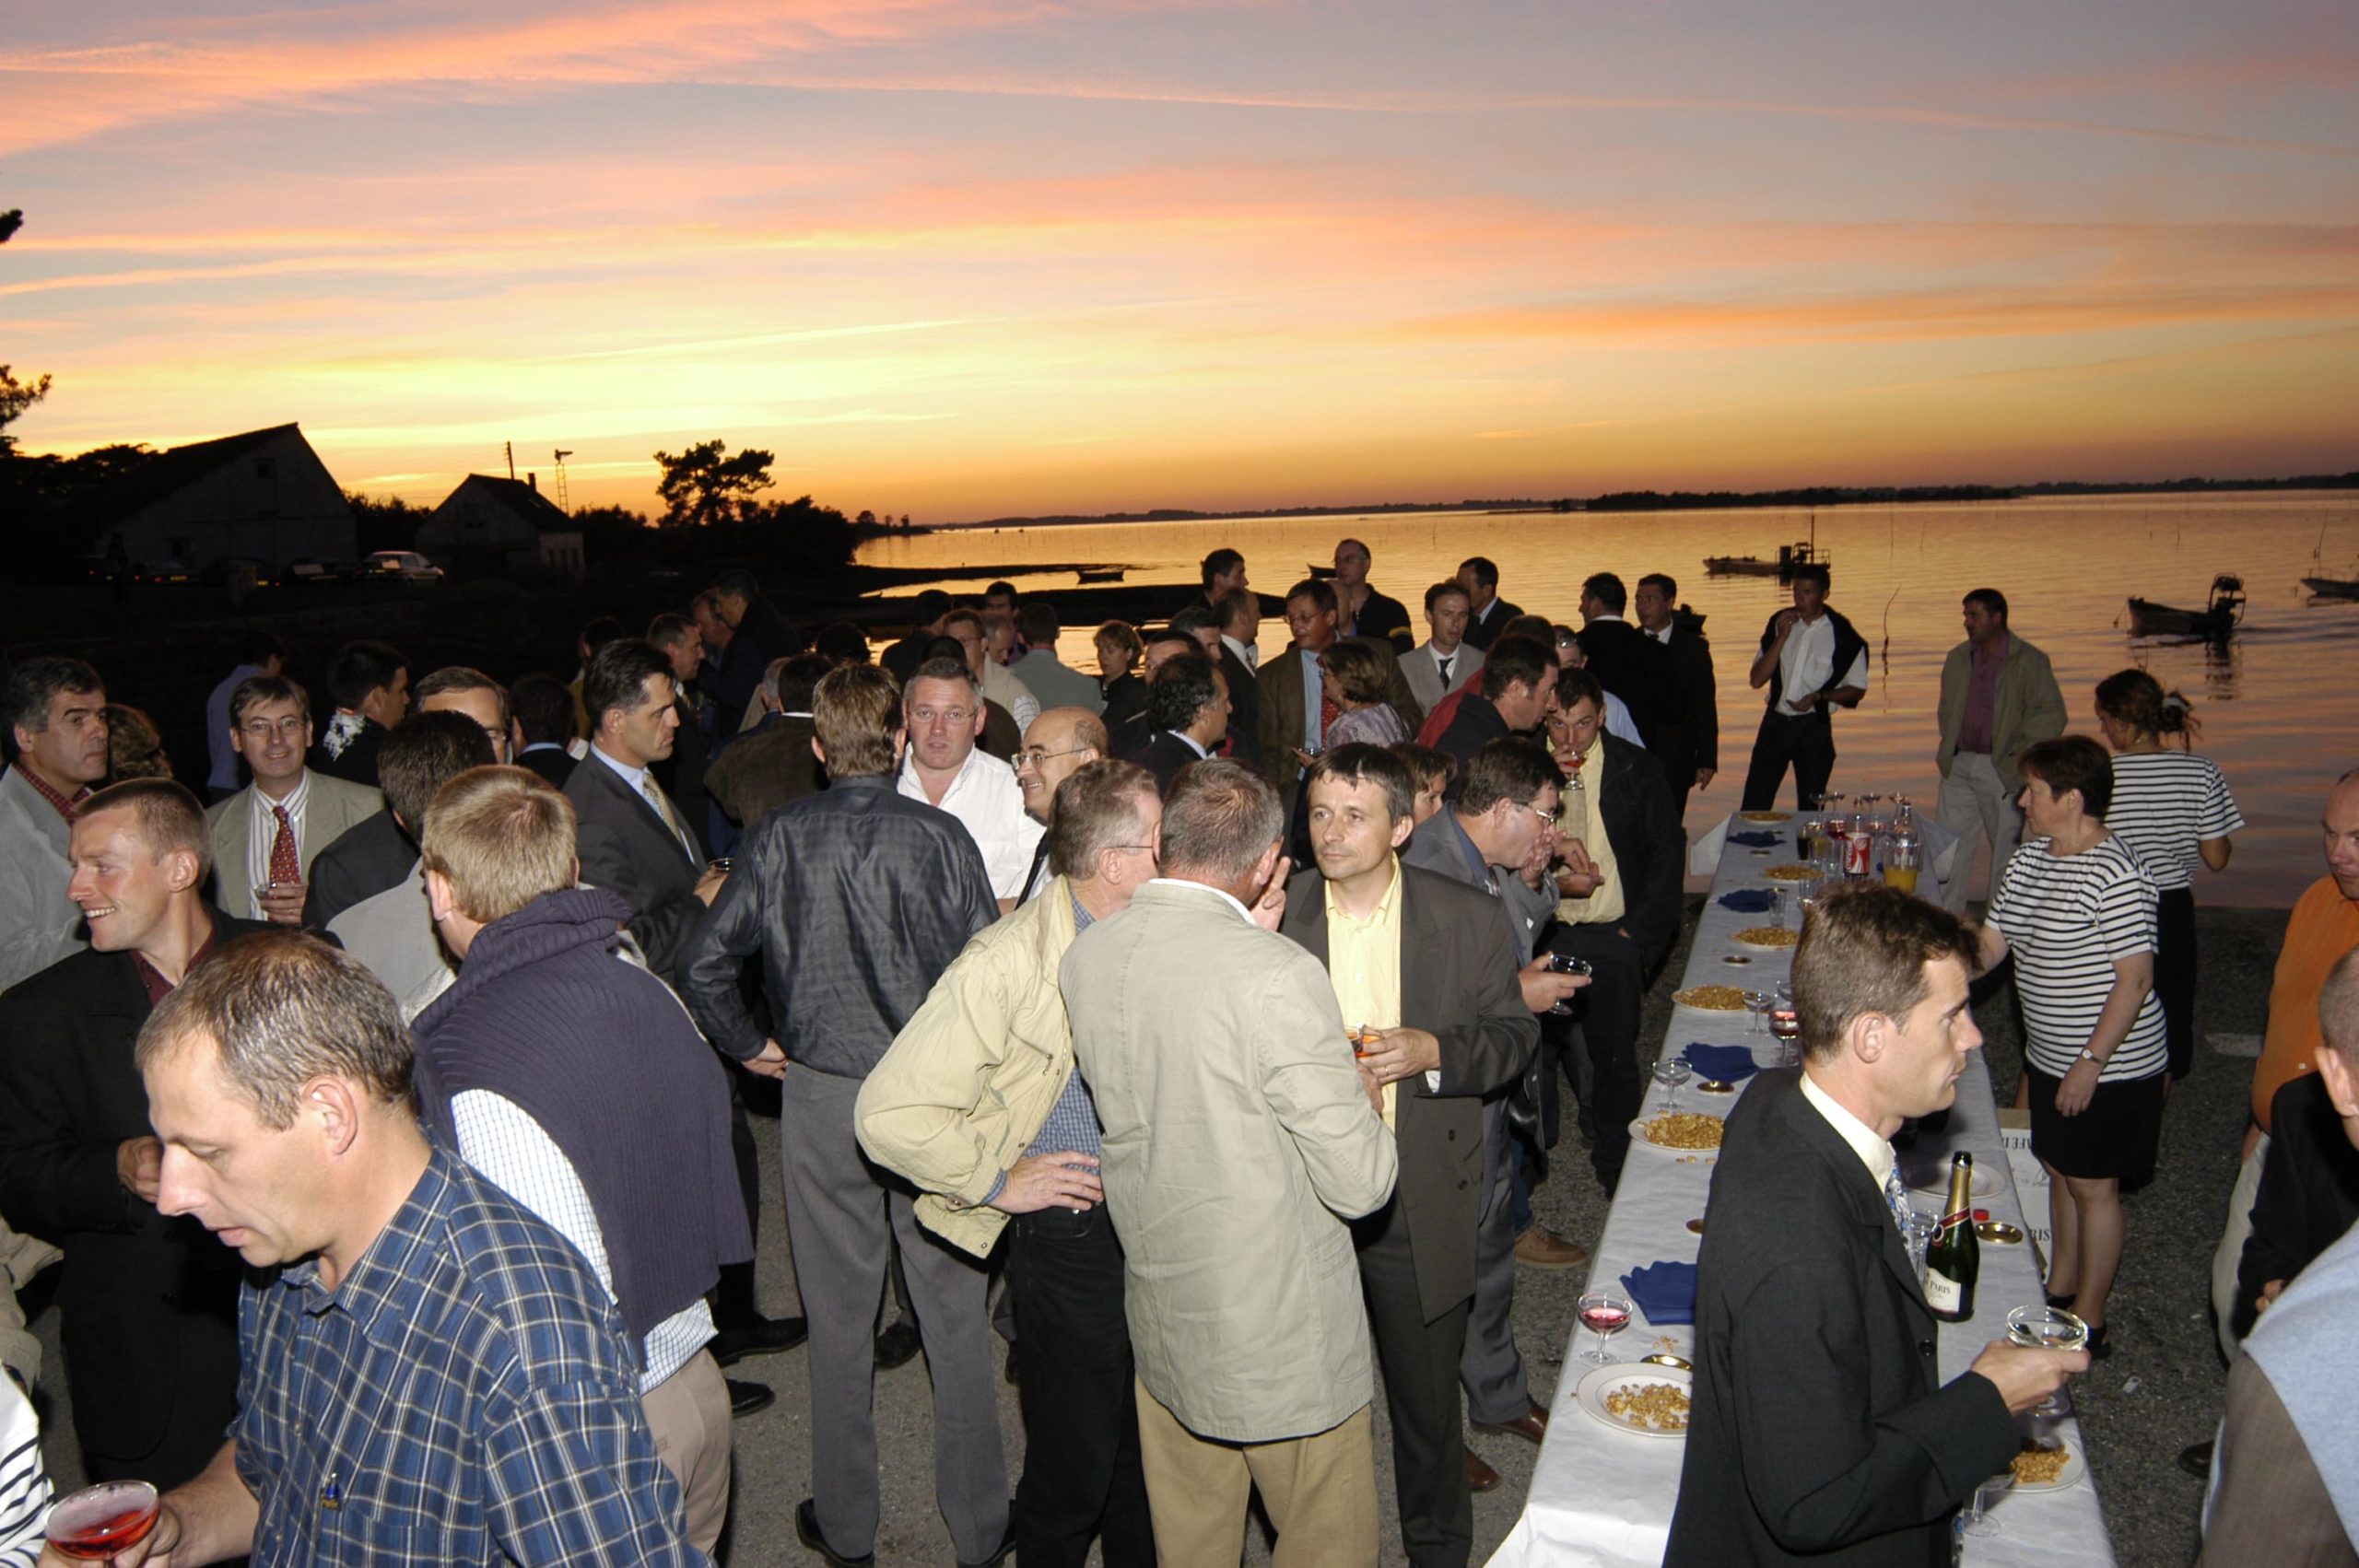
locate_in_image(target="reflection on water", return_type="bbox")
[862,493,2359,907]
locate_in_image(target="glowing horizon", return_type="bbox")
[5,3,2354,524]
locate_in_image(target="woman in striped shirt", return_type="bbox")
[1976,736,2169,1357]
[2095,670,2244,1082]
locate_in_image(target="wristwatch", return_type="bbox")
[2078,1047,2106,1067]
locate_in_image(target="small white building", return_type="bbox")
[415,474,585,582]
[89,423,354,572]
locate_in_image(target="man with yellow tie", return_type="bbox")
[1280,744,1538,1568]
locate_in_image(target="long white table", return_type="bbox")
[1485,821,2116,1568]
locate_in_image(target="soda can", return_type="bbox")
[1841,828,1874,877]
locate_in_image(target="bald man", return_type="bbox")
[1012,708,1110,903]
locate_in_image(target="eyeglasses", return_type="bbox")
[908,707,975,728]
[1014,746,1091,768]
[1524,801,1563,825]
[238,717,307,741]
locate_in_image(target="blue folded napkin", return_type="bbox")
[1727,829,1781,847]
[1621,1260,1699,1327]
[1681,1042,1762,1084]
[1717,888,1775,913]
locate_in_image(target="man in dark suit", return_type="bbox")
[299,807,414,930]
[510,672,580,787]
[1665,883,2085,1566]
[1254,579,1424,798]
[1636,573,1719,823]
[1128,652,1229,797]
[1454,557,1523,652]
[1212,591,1262,765]
[1279,745,1534,1568]
[0,779,255,1488]
[709,654,830,829]
[648,613,715,859]
[1573,572,1675,752]
[708,568,804,738]
[2233,1065,2359,1340]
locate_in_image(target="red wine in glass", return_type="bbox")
[46,1480,159,1560]
[1576,1290,1634,1363]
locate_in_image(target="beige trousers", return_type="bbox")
[1133,1377,1379,1568]
[642,1348,734,1554]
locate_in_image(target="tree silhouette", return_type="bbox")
[0,365,53,456]
[652,439,777,528]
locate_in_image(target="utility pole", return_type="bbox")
[505,441,516,482]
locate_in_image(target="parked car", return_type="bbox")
[199,556,276,590]
[287,558,363,585]
[364,550,444,584]
[135,560,195,586]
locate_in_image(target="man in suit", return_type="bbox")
[648,613,716,858]
[1128,653,1229,796]
[1011,603,1107,715]
[1332,539,1414,654]
[208,675,381,927]
[1254,578,1424,798]
[510,672,580,787]
[1741,563,1869,812]
[0,656,110,991]
[1212,591,1262,764]
[1635,573,1719,823]
[709,654,830,829]
[309,639,409,789]
[1430,636,1556,781]
[0,779,256,1486]
[1280,746,1534,1568]
[1402,580,1485,718]
[1543,669,1684,1195]
[1574,572,1675,752]
[1455,557,1523,652]
[1062,760,1396,1566]
[1666,883,2085,1565]
[1106,629,1197,759]
[708,567,803,738]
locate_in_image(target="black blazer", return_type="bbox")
[1279,864,1535,1318]
[1217,643,1261,765]
[1460,597,1525,652]
[2236,1072,2359,1339]
[565,751,707,987]
[300,808,416,930]
[649,695,713,860]
[1666,1071,2019,1567]
[1577,619,1677,748]
[517,745,578,788]
[1582,731,1686,972]
[309,716,386,790]
[0,908,261,1464]
[1129,731,1209,797]
[1655,618,1720,784]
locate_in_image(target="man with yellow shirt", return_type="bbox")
[1280,744,1537,1568]
[1543,669,1685,1194]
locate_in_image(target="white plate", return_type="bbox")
[1729,930,1801,953]
[2008,1439,2086,1493]
[1627,1111,1726,1153]
[1575,1363,1694,1438]
[1905,1162,2002,1199]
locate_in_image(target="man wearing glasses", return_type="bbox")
[206,676,381,926]
[1011,708,1110,904]
[900,660,1046,913]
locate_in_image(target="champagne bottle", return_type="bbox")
[1921,1152,1978,1321]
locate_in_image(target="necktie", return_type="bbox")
[642,776,698,866]
[267,803,300,889]
[1882,1165,1913,1235]
[1438,653,1454,686]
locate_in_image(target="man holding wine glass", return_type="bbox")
[1666,883,2087,1566]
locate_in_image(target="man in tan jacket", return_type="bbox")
[1931,588,2065,909]
[1062,759,1398,1568]
[857,759,1165,1568]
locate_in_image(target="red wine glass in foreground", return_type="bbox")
[46,1480,159,1561]
[1576,1289,1635,1364]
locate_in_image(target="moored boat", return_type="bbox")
[2127,574,2245,638]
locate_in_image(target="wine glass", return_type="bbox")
[45,1481,160,1560]
[1652,1057,1693,1114]
[2006,1304,2090,1419]
[1960,1468,2016,1538]
[1576,1290,1635,1364]
[1742,989,1771,1036]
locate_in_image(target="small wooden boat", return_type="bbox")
[1074,567,1126,584]
[1305,563,1339,579]
[2127,574,2245,638]
[1702,541,1826,579]
[2302,576,2359,600]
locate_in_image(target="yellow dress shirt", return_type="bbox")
[1325,856,1405,1128]
[1555,740,1626,927]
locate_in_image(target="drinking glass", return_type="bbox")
[1576,1290,1635,1364]
[1742,989,1771,1036]
[1770,886,1788,930]
[1651,1057,1692,1114]
[45,1481,160,1561]
[1547,953,1590,1016]
[2006,1304,2090,1419]
[1768,1006,1803,1067]
[1959,1469,2015,1539]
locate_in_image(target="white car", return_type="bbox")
[366,550,444,584]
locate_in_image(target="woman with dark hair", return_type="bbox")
[102,704,172,782]
[1316,640,1408,750]
[1975,735,2168,1356]
[2094,669,2244,1082]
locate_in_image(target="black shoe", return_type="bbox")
[710,1315,809,1366]
[2085,1323,2111,1361]
[874,1318,921,1370]
[2177,1439,2215,1480]
[1003,1346,1020,1386]
[727,1377,775,1418]
[795,1498,874,1567]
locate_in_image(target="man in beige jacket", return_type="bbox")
[857,759,1165,1568]
[1931,588,2066,909]
[1062,759,1398,1568]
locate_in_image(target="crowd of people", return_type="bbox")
[0,536,2345,1566]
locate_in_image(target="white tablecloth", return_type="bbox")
[1485,819,2116,1568]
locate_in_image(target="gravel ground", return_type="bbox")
[26,902,2286,1566]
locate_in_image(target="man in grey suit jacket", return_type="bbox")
[1063,760,1397,1567]
[1401,580,1485,719]
[0,657,111,991]
[206,675,381,926]
[1280,746,1535,1568]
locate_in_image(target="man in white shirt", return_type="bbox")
[900,658,1046,911]
[1402,580,1485,716]
[1739,564,1869,813]
[205,677,381,925]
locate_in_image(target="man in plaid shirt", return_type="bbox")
[111,930,701,1567]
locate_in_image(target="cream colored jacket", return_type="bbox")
[855,878,1082,1258]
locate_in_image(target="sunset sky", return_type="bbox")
[5,2,2355,521]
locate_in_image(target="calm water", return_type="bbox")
[859,493,2359,907]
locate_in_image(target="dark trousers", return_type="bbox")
[1740,707,1836,812]
[1549,925,1646,1192]
[714,1079,764,1327]
[1007,1206,1155,1568]
[1356,1199,1473,1568]
[2157,886,2199,1081]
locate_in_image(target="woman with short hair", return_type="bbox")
[1317,640,1408,750]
